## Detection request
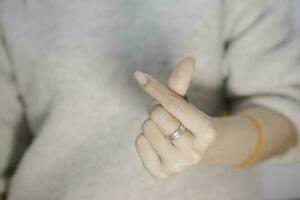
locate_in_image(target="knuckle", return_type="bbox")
[135,134,145,150]
[149,105,164,119]
[147,102,160,114]
[185,151,202,165]
[153,172,169,180]
[206,118,218,134]
[193,122,217,151]
[205,123,218,143]
[146,163,169,180]
[177,148,201,166]
[163,160,185,174]
[141,119,153,132]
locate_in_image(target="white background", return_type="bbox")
[261,1,300,200]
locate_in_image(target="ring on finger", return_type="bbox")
[165,123,186,141]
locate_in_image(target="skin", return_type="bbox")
[134,56,298,180]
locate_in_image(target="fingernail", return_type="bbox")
[134,71,148,85]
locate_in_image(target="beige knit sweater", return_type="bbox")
[0,0,300,199]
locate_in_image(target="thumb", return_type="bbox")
[167,56,196,99]
[147,56,195,113]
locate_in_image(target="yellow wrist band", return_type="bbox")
[233,113,265,168]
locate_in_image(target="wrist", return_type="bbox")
[201,115,259,166]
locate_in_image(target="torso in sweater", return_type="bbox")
[2,0,262,199]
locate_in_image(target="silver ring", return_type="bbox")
[165,124,186,141]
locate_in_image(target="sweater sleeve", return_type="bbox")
[223,0,300,165]
[0,30,31,199]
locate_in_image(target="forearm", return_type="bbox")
[202,106,298,167]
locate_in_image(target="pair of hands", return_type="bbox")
[134,57,218,180]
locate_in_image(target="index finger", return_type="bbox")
[134,71,215,137]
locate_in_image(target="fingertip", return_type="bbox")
[134,71,148,86]
[184,56,196,67]
[185,57,196,77]
[188,56,196,62]
[167,56,196,96]
[177,56,196,74]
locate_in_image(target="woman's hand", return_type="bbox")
[134,57,218,180]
